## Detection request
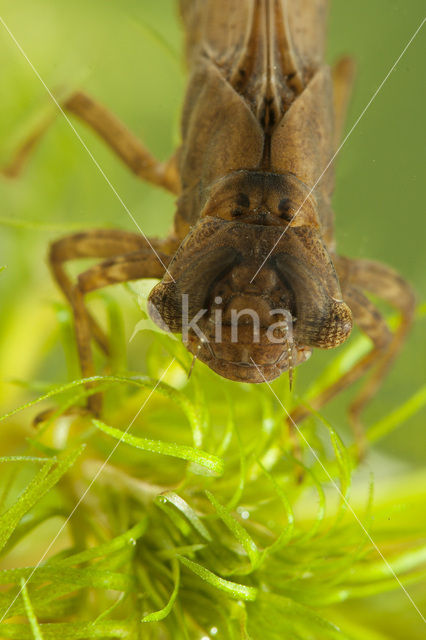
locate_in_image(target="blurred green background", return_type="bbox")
[0,1,425,637]
[0,0,424,458]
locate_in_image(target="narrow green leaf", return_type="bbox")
[0,375,200,436]
[225,406,247,511]
[92,420,224,474]
[257,462,295,556]
[91,593,127,625]
[327,422,352,523]
[0,459,55,551]
[257,592,350,639]
[0,457,51,463]
[142,559,180,622]
[345,545,426,583]
[367,384,426,444]
[20,578,44,640]
[178,555,257,601]
[0,620,135,638]
[158,544,206,560]
[0,582,87,620]
[305,335,370,401]
[158,492,211,541]
[0,566,134,591]
[0,446,84,552]
[54,518,147,567]
[206,491,260,571]
[289,456,326,543]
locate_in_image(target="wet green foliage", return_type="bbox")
[0,313,425,639]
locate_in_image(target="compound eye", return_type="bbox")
[231,193,250,219]
[277,197,294,221]
[236,192,250,208]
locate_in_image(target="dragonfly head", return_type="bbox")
[148,210,352,382]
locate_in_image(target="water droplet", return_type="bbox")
[237,506,250,519]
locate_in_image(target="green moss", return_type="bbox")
[0,318,425,638]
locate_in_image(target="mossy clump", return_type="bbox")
[0,303,425,639]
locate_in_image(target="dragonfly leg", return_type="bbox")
[49,229,172,412]
[2,91,180,194]
[332,56,356,149]
[289,256,415,458]
[338,257,415,448]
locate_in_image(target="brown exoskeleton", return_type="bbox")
[3,1,415,442]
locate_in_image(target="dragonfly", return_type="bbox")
[2,0,415,443]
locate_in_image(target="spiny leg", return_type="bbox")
[332,56,356,149]
[50,229,155,354]
[2,91,180,194]
[337,256,415,431]
[290,287,392,455]
[290,256,415,456]
[49,229,173,412]
[72,250,171,413]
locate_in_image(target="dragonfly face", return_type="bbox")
[148,173,353,382]
[183,260,312,383]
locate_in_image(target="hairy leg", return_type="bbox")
[332,56,356,149]
[338,257,415,429]
[290,256,415,455]
[50,229,173,412]
[2,91,180,194]
[50,229,164,353]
